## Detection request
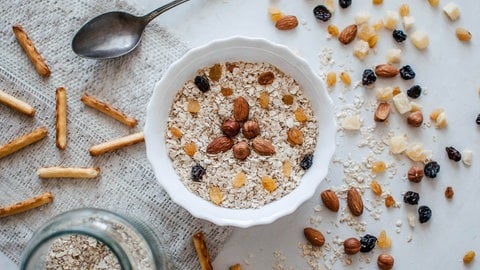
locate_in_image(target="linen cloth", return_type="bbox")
[0,0,232,268]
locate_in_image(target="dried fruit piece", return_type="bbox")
[261,176,277,192]
[392,29,407,42]
[275,15,299,30]
[242,120,260,139]
[389,134,407,154]
[411,30,429,50]
[170,126,183,138]
[362,69,377,85]
[406,143,431,162]
[282,94,294,105]
[424,161,440,178]
[399,3,410,17]
[194,75,210,92]
[300,153,314,170]
[282,160,292,177]
[327,24,339,36]
[373,0,383,5]
[303,227,325,247]
[259,91,270,109]
[340,72,351,85]
[220,87,234,96]
[374,102,391,122]
[384,10,399,30]
[347,187,363,216]
[428,0,439,6]
[339,0,352,9]
[191,164,206,181]
[338,24,358,45]
[463,251,476,264]
[407,85,422,98]
[233,96,249,121]
[418,205,432,223]
[399,65,415,80]
[462,149,473,166]
[326,71,336,87]
[372,161,387,173]
[377,230,392,248]
[221,119,241,137]
[208,63,222,81]
[287,127,304,145]
[341,115,361,130]
[321,189,340,212]
[376,87,393,101]
[187,100,201,113]
[370,180,382,196]
[313,5,332,22]
[344,237,361,255]
[226,62,237,72]
[268,6,283,22]
[360,234,377,252]
[377,254,394,270]
[368,35,379,48]
[233,141,251,160]
[392,92,412,114]
[445,186,454,199]
[456,27,472,41]
[294,108,308,122]
[209,186,223,205]
[206,136,234,154]
[232,172,247,188]
[443,2,460,21]
[446,146,462,162]
[353,40,370,60]
[184,142,197,157]
[258,71,275,85]
[252,137,276,155]
[404,191,420,205]
[384,195,396,208]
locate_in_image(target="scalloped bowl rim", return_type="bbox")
[144,36,336,228]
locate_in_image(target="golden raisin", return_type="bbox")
[261,176,277,192]
[184,142,197,157]
[373,0,383,5]
[259,91,270,109]
[170,127,183,138]
[326,71,336,87]
[392,86,401,96]
[385,195,396,208]
[445,186,454,199]
[187,100,200,113]
[358,24,376,41]
[370,180,382,196]
[428,0,439,6]
[282,160,292,178]
[294,108,308,122]
[372,161,387,173]
[282,94,294,105]
[258,71,275,85]
[327,24,339,37]
[209,63,222,81]
[220,87,234,96]
[340,72,351,85]
[372,19,384,31]
[268,7,284,22]
[232,172,247,188]
[463,251,476,264]
[399,3,410,17]
[377,230,392,248]
[368,35,379,48]
[209,186,223,205]
[287,127,304,145]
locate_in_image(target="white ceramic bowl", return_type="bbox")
[144,36,336,228]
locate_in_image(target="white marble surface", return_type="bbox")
[4,0,480,269]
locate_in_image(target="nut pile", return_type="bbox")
[166,62,318,208]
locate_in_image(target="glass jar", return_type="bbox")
[20,208,169,270]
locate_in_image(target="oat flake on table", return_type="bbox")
[166,62,319,209]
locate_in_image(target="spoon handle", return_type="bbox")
[142,0,191,24]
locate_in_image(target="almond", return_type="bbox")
[338,24,358,45]
[233,96,249,122]
[347,187,363,216]
[374,64,399,77]
[275,15,299,30]
[206,136,234,154]
[221,119,241,136]
[320,189,339,212]
[303,227,325,247]
[252,137,275,156]
[374,102,391,122]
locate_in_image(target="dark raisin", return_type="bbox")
[191,163,205,181]
[399,65,416,80]
[339,0,352,8]
[313,5,332,22]
[418,205,432,223]
[424,161,440,178]
[446,146,462,162]
[362,69,377,85]
[403,191,420,205]
[300,153,314,170]
[407,85,422,98]
[476,114,480,125]
[360,234,377,253]
[392,29,407,42]
[194,75,210,92]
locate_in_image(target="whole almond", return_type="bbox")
[407,111,423,127]
[206,136,234,154]
[377,254,394,270]
[338,24,358,45]
[321,189,339,212]
[303,227,325,247]
[233,96,249,122]
[252,137,275,155]
[374,102,391,122]
[275,15,299,30]
[347,187,363,216]
[374,64,399,78]
[344,237,361,255]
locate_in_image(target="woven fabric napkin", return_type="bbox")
[0,0,232,268]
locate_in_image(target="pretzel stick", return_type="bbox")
[0,192,54,218]
[56,87,67,150]
[192,231,213,270]
[37,167,100,178]
[81,94,138,128]
[0,126,47,159]
[0,89,35,116]
[89,132,144,156]
[12,24,51,77]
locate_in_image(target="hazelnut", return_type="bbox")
[377,254,394,270]
[221,119,240,137]
[233,141,250,160]
[407,111,423,127]
[343,237,361,255]
[407,165,424,183]
[242,120,260,139]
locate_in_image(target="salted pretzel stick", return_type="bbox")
[192,231,213,270]
[56,87,67,150]
[89,132,144,156]
[81,94,138,128]
[0,192,54,218]
[37,167,100,178]
[0,126,47,159]
[12,24,51,77]
[0,89,35,116]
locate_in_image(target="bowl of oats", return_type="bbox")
[144,36,336,227]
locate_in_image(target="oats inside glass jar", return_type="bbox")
[165,61,319,209]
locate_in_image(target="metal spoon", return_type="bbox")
[72,0,190,59]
